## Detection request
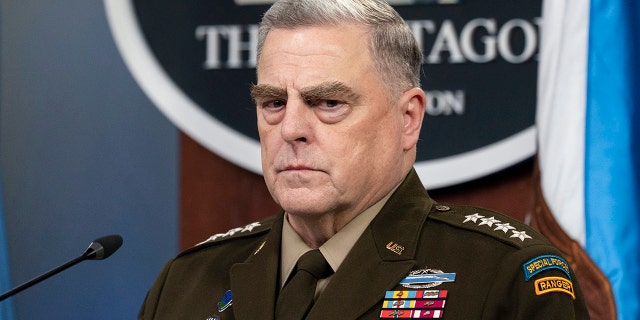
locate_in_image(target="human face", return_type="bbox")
[253,24,411,220]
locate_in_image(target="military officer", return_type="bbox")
[139,0,589,319]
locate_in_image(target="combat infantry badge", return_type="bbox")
[400,268,456,289]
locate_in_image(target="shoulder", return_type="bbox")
[426,203,550,249]
[414,202,586,313]
[177,214,280,258]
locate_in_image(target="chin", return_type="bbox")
[278,195,333,217]
[280,200,324,216]
[272,181,340,212]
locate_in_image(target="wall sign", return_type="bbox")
[105,0,540,189]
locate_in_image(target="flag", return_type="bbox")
[0,178,15,319]
[537,0,640,319]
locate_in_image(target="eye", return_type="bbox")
[272,99,287,108]
[258,98,287,125]
[317,99,347,112]
[261,99,286,110]
[313,100,351,124]
[305,98,343,109]
[325,100,340,108]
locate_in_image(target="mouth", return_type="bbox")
[277,164,322,173]
[281,165,314,172]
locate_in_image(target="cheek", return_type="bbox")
[261,142,279,171]
[325,127,380,169]
[350,121,403,165]
[258,118,278,144]
[259,128,280,169]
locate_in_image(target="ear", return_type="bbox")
[400,87,426,151]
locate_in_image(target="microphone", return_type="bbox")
[0,234,123,301]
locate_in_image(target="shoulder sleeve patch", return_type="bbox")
[427,204,549,249]
[522,255,571,280]
[534,276,576,300]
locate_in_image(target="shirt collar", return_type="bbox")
[280,186,398,287]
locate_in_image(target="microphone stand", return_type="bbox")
[0,234,121,302]
[0,254,91,301]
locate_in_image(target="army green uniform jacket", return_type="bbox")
[139,169,589,319]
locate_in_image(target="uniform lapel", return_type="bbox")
[307,169,433,320]
[229,214,284,320]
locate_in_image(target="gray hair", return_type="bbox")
[257,0,423,96]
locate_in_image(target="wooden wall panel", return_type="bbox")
[429,160,534,223]
[179,133,279,250]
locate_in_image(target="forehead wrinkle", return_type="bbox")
[299,81,361,102]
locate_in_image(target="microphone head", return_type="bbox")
[83,235,123,260]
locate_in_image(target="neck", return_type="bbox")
[286,211,357,249]
[285,167,412,248]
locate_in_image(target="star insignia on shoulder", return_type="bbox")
[478,216,501,227]
[463,213,484,223]
[460,212,533,242]
[510,230,533,241]
[494,222,516,233]
[241,222,261,232]
[200,222,263,244]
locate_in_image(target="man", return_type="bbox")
[139,1,589,319]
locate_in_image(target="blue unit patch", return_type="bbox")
[522,255,571,281]
[217,290,233,312]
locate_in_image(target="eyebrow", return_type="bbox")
[300,81,361,103]
[250,84,287,102]
[250,81,361,103]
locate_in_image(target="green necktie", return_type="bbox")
[275,249,333,319]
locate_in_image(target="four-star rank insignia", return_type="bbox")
[463,213,533,241]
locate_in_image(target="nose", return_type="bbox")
[280,98,312,143]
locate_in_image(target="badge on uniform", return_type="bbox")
[399,268,456,289]
[534,276,576,300]
[522,255,571,280]
[380,267,455,319]
[380,290,448,319]
[217,290,233,312]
